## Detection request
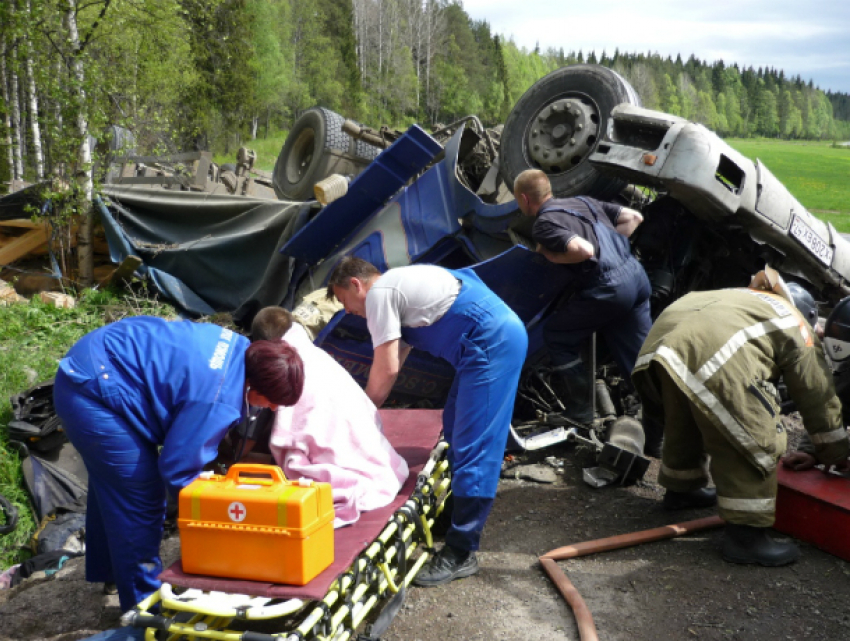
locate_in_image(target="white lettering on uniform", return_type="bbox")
[209,342,229,370]
[746,291,793,317]
[209,328,234,370]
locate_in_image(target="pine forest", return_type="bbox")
[2,0,850,188]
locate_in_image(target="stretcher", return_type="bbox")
[121,409,450,641]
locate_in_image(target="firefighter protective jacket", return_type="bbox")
[633,288,849,475]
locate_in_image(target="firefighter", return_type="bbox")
[327,257,528,586]
[53,317,304,611]
[513,169,652,438]
[632,268,850,566]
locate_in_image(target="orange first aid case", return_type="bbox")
[178,464,334,585]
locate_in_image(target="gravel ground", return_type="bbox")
[2,416,849,641]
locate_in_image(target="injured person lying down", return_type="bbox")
[250,306,409,527]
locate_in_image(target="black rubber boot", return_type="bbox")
[722,524,800,567]
[662,487,717,510]
[413,545,479,587]
[641,415,664,458]
[553,367,594,425]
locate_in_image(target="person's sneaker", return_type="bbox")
[413,545,479,587]
[102,582,118,595]
[662,488,717,510]
[722,524,800,567]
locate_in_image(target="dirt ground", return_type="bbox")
[2,417,850,641]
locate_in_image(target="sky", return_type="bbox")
[459,0,850,94]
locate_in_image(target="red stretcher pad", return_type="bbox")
[159,409,444,601]
[774,465,850,562]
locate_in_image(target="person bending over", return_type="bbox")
[327,257,528,586]
[54,317,304,610]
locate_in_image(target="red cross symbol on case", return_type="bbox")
[228,501,247,522]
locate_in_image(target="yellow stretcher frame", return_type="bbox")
[121,441,451,641]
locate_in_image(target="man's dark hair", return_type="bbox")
[251,307,293,342]
[325,256,381,300]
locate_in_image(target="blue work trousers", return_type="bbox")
[403,269,528,551]
[544,257,651,379]
[54,371,166,612]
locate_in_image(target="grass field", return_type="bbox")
[0,291,175,567]
[726,139,850,231]
[214,133,287,173]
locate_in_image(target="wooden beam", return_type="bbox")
[106,255,143,286]
[0,218,44,229]
[0,227,49,265]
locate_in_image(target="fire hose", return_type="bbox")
[539,515,724,641]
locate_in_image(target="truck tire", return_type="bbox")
[273,108,381,201]
[500,65,641,200]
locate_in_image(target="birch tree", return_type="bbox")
[23,0,44,180]
[1,36,18,182]
[5,5,25,184]
[66,0,94,285]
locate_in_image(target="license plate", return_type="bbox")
[789,214,833,266]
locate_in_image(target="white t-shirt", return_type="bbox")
[365,265,460,348]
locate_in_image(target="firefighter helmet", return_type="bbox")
[786,282,818,326]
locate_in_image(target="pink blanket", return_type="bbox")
[272,324,409,526]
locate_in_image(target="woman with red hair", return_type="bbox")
[53,317,304,612]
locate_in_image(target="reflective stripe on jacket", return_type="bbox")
[633,289,848,473]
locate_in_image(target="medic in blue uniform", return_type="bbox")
[53,317,304,611]
[327,258,528,587]
[513,170,653,447]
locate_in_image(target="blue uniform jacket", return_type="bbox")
[57,317,248,497]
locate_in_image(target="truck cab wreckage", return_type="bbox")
[6,64,850,640]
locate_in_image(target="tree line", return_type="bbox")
[2,0,850,193]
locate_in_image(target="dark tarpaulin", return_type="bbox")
[98,186,317,320]
[0,183,46,221]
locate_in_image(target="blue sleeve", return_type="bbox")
[159,400,242,498]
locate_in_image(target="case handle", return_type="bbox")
[225,463,288,486]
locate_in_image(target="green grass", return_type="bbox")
[213,132,288,173]
[726,138,850,232]
[0,288,176,568]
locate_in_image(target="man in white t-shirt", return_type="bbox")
[327,257,528,586]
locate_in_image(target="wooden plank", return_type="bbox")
[106,255,143,286]
[111,151,204,164]
[0,218,44,229]
[112,176,185,186]
[0,227,49,265]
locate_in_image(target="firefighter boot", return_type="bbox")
[641,414,664,458]
[662,488,717,510]
[722,524,800,567]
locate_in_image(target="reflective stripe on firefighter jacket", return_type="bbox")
[633,288,849,475]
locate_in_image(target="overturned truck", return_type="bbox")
[98,64,850,478]
[84,63,850,641]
